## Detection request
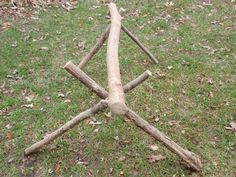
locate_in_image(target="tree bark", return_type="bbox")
[123,70,152,93]
[64,61,108,99]
[121,24,158,64]
[24,100,107,155]
[106,2,126,115]
[78,25,111,69]
[125,109,202,171]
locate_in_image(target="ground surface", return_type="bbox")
[0,0,236,176]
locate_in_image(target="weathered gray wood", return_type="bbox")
[78,25,111,69]
[107,2,126,115]
[24,100,107,155]
[121,24,158,64]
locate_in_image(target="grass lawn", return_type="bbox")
[0,0,236,176]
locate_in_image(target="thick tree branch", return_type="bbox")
[78,25,111,69]
[121,24,158,64]
[106,3,126,115]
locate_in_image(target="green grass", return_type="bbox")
[0,0,236,176]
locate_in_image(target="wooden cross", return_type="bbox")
[24,2,202,171]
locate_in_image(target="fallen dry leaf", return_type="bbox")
[58,93,65,98]
[40,46,49,51]
[168,120,177,127]
[6,132,14,140]
[155,71,166,78]
[48,169,53,174]
[93,128,99,133]
[44,95,51,101]
[148,154,166,163]
[1,22,11,31]
[225,122,236,133]
[118,155,126,162]
[120,140,131,145]
[89,121,102,126]
[54,163,61,173]
[209,91,214,98]
[7,157,14,163]
[61,1,77,11]
[0,109,11,116]
[25,94,36,102]
[167,66,173,70]
[63,99,71,103]
[77,159,89,166]
[5,124,12,129]
[105,112,112,118]
[6,69,22,80]
[181,60,190,66]
[119,171,124,176]
[149,144,159,151]
[77,41,86,50]
[21,104,34,108]
[165,1,174,7]
[110,167,113,174]
[207,78,214,85]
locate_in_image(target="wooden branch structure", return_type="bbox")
[64,61,108,99]
[64,63,201,171]
[78,25,110,69]
[121,24,158,64]
[25,2,202,172]
[106,3,126,115]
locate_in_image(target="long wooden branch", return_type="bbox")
[64,61,108,99]
[24,100,107,155]
[107,3,126,115]
[64,65,202,171]
[121,24,158,64]
[78,25,111,69]
[125,109,202,171]
[124,70,152,92]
